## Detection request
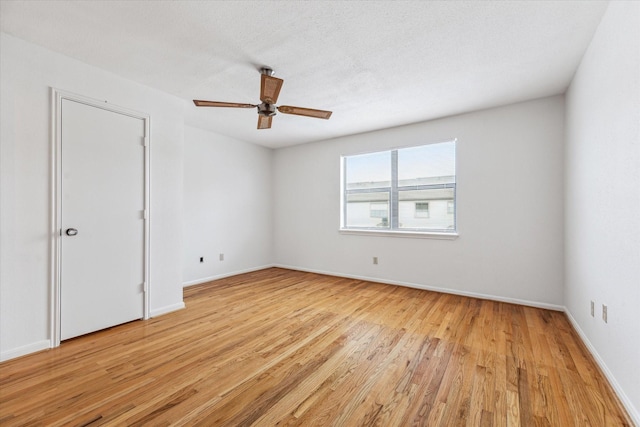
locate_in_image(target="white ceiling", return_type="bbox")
[1,1,608,149]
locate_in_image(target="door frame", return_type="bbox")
[50,88,151,348]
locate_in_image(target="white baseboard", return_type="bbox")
[273,264,564,311]
[564,309,639,426]
[1,340,51,362]
[182,264,275,287]
[150,302,186,318]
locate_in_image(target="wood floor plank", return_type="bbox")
[0,268,634,426]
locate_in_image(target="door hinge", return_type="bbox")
[142,137,149,147]
[142,282,147,293]
[143,209,148,220]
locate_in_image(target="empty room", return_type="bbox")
[0,1,638,425]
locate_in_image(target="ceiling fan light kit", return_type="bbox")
[193,67,332,129]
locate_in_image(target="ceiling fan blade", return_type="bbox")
[193,100,256,108]
[260,74,284,104]
[277,105,332,120]
[257,115,273,129]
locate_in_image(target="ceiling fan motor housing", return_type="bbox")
[258,102,276,117]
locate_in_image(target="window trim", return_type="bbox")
[338,228,459,240]
[340,139,457,239]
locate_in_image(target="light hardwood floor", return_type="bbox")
[0,268,633,426]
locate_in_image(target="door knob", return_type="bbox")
[65,228,78,236]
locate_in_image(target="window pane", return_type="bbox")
[398,142,455,186]
[398,188,455,230]
[345,191,390,228]
[345,151,391,190]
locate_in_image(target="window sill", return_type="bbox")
[339,229,459,240]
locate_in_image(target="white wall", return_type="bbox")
[565,1,640,422]
[0,34,185,360]
[182,126,273,285]
[274,96,565,308]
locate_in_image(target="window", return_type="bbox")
[341,140,456,235]
[370,203,388,218]
[415,202,430,218]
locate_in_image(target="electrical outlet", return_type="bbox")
[602,304,608,323]
[373,257,378,265]
[219,253,224,261]
[199,257,204,263]
[590,300,594,317]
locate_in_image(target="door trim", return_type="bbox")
[50,89,151,347]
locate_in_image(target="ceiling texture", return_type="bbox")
[1,1,608,149]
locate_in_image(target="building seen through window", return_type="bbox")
[342,141,456,233]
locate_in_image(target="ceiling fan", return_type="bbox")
[193,67,332,129]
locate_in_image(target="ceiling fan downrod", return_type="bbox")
[260,66,275,76]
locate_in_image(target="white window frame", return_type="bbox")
[340,140,458,240]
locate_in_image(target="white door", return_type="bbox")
[60,99,145,341]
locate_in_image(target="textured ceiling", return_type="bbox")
[1,1,608,148]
